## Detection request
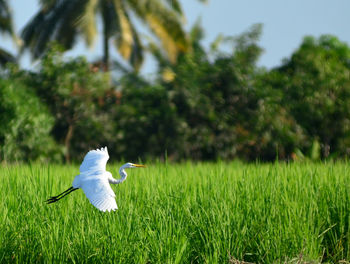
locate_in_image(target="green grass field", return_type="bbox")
[1,162,350,263]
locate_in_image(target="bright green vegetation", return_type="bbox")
[3,32,350,163]
[1,162,350,263]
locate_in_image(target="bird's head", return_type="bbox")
[124,162,146,169]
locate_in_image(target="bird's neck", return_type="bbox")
[108,165,128,184]
[115,167,127,184]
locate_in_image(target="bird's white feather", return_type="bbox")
[77,147,117,212]
[79,147,109,175]
[81,176,118,212]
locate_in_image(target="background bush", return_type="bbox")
[7,46,113,162]
[1,28,350,162]
[262,35,350,159]
[0,78,59,162]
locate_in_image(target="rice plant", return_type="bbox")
[1,162,349,263]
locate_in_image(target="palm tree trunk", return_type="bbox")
[102,22,109,71]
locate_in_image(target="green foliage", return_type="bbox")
[10,46,112,162]
[1,162,350,262]
[264,35,350,159]
[0,78,59,162]
[2,25,350,162]
[157,24,264,160]
[113,82,180,161]
[146,24,305,161]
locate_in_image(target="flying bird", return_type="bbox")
[46,147,145,212]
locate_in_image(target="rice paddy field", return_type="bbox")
[1,162,350,263]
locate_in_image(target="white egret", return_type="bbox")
[46,147,145,212]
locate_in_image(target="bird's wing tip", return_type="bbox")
[95,146,108,153]
[88,146,107,151]
[100,207,118,213]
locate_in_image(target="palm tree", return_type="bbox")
[21,0,191,71]
[0,0,16,66]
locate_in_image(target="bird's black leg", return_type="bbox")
[46,187,78,204]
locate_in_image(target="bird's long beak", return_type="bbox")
[133,163,146,168]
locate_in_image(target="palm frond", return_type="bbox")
[147,40,168,68]
[164,0,183,16]
[33,1,70,58]
[21,0,88,59]
[128,20,144,71]
[77,0,98,47]
[20,0,188,69]
[53,0,87,51]
[113,0,134,60]
[0,47,16,66]
[39,0,57,10]
[145,15,179,63]
[20,10,46,55]
[128,0,188,63]
[0,0,14,36]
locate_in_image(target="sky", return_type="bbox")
[2,0,350,76]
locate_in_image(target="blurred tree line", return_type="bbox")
[1,22,350,162]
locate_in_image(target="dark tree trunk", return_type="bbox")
[64,124,74,163]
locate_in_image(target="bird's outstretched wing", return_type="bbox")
[81,177,118,212]
[80,147,109,175]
